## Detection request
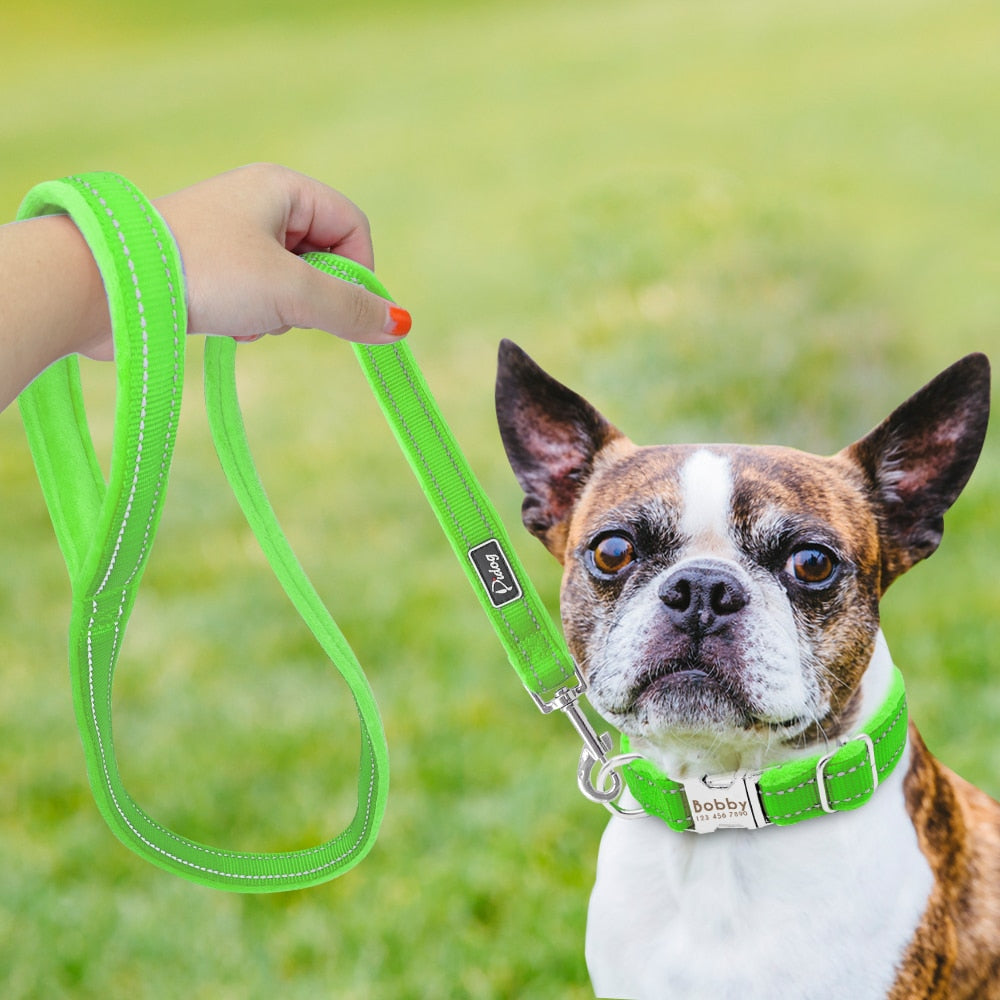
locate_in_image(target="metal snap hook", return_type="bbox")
[577,736,621,803]
[577,749,649,818]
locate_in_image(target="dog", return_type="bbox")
[495,340,998,999]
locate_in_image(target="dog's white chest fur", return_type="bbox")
[586,739,932,1000]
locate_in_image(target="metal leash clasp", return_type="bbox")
[530,666,635,809]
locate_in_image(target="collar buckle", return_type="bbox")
[815,732,878,814]
[682,772,772,833]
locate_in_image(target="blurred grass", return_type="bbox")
[0,0,998,996]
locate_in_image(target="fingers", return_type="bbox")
[290,255,412,345]
[279,168,412,342]
[282,168,376,270]
[154,163,411,345]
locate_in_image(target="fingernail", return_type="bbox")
[386,306,412,338]
[233,333,265,343]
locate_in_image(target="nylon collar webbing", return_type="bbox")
[16,172,578,891]
[618,666,909,832]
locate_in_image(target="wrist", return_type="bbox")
[48,213,115,360]
[0,213,112,408]
[15,213,112,361]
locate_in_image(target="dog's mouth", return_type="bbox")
[623,660,805,732]
[626,659,747,720]
[632,665,718,703]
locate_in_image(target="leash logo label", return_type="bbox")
[469,540,522,608]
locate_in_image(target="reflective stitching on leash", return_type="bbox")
[72,178,376,882]
[365,342,572,690]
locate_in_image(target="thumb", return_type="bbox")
[294,257,411,344]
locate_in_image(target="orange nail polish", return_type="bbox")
[387,306,412,338]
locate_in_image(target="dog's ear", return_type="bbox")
[843,353,990,590]
[495,339,624,560]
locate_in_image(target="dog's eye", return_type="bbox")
[786,547,837,585]
[589,533,636,577]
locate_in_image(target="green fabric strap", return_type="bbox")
[300,253,577,703]
[621,666,909,831]
[16,172,576,891]
[17,174,387,891]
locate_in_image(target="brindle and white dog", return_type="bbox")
[495,341,999,999]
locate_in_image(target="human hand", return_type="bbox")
[2,164,409,410]
[154,162,411,347]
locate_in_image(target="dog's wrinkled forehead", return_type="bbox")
[568,442,881,562]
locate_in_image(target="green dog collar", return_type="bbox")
[605,666,909,833]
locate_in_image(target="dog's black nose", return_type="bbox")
[658,562,749,636]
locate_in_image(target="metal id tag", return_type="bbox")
[682,773,771,833]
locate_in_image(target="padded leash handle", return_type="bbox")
[18,174,387,891]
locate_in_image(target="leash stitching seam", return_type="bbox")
[74,177,375,883]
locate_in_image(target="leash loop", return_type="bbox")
[18,174,388,891]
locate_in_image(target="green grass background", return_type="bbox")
[1,0,998,996]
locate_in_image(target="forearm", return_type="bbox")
[0,213,111,409]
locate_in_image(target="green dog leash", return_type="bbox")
[17,172,594,891]
[18,172,897,890]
